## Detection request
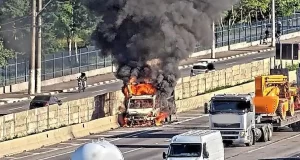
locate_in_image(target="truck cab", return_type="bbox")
[162,130,224,160]
[207,93,273,147]
[208,94,256,146]
[127,95,157,117]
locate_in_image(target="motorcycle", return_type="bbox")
[77,78,86,92]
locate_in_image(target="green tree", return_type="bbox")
[52,0,98,61]
[275,0,300,17]
[0,40,14,66]
[0,0,31,54]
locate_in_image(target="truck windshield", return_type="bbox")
[129,99,153,109]
[168,143,201,157]
[211,100,250,112]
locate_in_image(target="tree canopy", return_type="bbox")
[0,0,298,66]
[223,0,300,25]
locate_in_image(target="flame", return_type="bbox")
[155,112,168,126]
[123,76,157,98]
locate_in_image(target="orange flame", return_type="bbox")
[123,76,156,98]
[155,112,168,126]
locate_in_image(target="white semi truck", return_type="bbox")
[207,93,273,146]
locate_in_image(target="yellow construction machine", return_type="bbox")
[253,75,298,120]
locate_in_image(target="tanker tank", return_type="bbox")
[70,139,124,160]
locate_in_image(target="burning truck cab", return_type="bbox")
[119,76,177,127]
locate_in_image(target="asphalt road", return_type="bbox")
[0,50,275,114]
[3,108,300,160]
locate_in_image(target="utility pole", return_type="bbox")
[29,0,37,95]
[211,21,215,58]
[36,0,42,93]
[271,0,276,47]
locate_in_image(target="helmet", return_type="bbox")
[71,139,124,160]
[81,72,86,77]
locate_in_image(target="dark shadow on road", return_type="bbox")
[108,130,176,139]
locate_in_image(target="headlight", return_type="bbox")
[240,131,246,137]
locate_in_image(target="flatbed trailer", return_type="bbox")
[256,110,300,131]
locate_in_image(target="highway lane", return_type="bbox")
[0,50,275,114]
[5,108,300,160]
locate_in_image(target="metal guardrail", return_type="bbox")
[1,15,300,86]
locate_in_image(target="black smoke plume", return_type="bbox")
[85,0,239,99]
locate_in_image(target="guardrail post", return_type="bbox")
[52,54,55,78]
[15,53,17,84]
[96,52,98,69]
[62,53,64,76]
[227,26,230,50]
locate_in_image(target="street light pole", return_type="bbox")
[36,0,42,93]
[271,0,276,47]
[211,21,215,58]
[29,0,36,95]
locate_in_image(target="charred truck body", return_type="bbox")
[120,74,176,127]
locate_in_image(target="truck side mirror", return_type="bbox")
[162,152,167,159]
[203,143,209,158]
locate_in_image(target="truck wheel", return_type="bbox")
[267,124,273,141]
[245,130,254,147]
[259,127,268,142]
[276,102,286,120]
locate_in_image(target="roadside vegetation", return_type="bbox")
[0,0,299,66]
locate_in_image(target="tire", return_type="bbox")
[287,100,295,117]
[276,102,286,120]
[260,128,268,142]
[245,130,254,146]
[267,124,273,141]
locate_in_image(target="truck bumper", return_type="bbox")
[223,137,249,144]
[218,130,249,144]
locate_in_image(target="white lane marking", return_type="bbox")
[7,115,207,159]
[247,133,300,153]
[123,148,143,154]
[176,116,201,119]
[226,62,237,65]
[172,114,208,125]
[91,89,107,93]
[8,107,23,111]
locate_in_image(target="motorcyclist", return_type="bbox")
[77,73,87,88]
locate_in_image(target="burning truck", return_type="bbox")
[118,67,177,127]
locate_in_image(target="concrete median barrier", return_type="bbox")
[0,115,118,157]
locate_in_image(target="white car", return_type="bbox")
[190,59,217,76]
